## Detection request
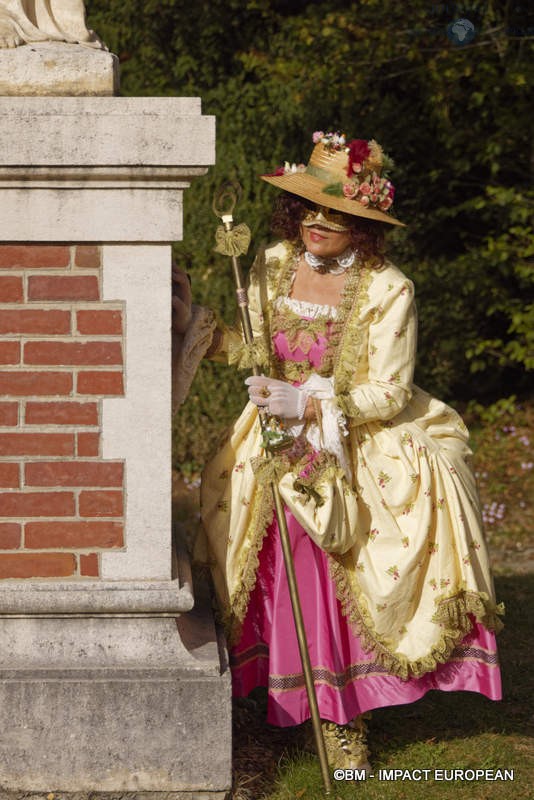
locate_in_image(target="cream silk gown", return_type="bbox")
[197,241,503,725]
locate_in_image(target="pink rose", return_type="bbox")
[379,197,393,210]
[312,131,324,144]
[347,139,371,176]
[359,181,371,196]
[359,196,370,207]
[343,182,358,198]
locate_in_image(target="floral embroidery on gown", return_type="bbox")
[198,240,503,725]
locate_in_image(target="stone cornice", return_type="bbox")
[0,97,215,241]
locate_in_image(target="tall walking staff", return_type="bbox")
[212,182,332,795]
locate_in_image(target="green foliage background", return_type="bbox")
[86,0,534,472]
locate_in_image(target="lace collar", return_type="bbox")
[274,294,339,319]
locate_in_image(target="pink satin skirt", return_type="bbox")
[230,509,502,727]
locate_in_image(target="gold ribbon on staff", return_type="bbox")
[214,222,251,258]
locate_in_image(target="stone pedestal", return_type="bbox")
[0,589,230,794]
[0,96,230,795]
[0,42,119,96]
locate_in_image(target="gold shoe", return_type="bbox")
[321,716,371,772]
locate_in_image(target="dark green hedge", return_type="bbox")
[87,1,533,471]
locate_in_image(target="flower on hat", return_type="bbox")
[315,131,396,214]
[262,129,399,221]
[283,161,306,174]
[266,161,306,177]
[341,169,395,212]
[368,139,385,166]
[342,183,358,199]
[313,131,347,151]
[347,139,371,177]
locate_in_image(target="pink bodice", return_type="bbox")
[271,295,337,382]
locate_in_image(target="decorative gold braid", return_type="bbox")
[251,448,345,508]
[327,555,504,680]
[333,265,373,394]
[227,483,274,646]
[291,451,345,507]
[433,590,505,633]
[264,243,300,378]
[228,336,270,370]
[250,454,291,484]
[272,311,331,347]
[336,392,361,418]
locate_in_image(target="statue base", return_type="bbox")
[0,41,119,95]
[0,579,231,794]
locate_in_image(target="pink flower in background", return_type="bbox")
[312,130,324,143]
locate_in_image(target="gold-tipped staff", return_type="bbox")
[213,181,332,795]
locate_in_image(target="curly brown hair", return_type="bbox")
[270,192,386,268]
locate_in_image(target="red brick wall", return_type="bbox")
[0,245,125,579]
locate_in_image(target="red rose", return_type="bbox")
[347,139,371,176]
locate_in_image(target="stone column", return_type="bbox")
[0,51,229,797]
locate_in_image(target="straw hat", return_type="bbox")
[261,132,404,227]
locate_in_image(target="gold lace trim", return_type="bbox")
[226,483,274,645]
[268,247,371,386]
[228,336,270,370]
[333,266,373,394]
[250,453,291,484]
[291,451,345,507]
[328,556,504,680]
[336,392,362,419]
[251,447,344,506]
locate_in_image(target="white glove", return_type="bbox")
[245,375,308,420]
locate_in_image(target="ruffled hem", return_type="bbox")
[328,556,504,681]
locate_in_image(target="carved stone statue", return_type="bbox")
[0,0,103,49]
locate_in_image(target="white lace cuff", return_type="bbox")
[297,374,352,483]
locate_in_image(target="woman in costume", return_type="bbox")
[176,131,503,770]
